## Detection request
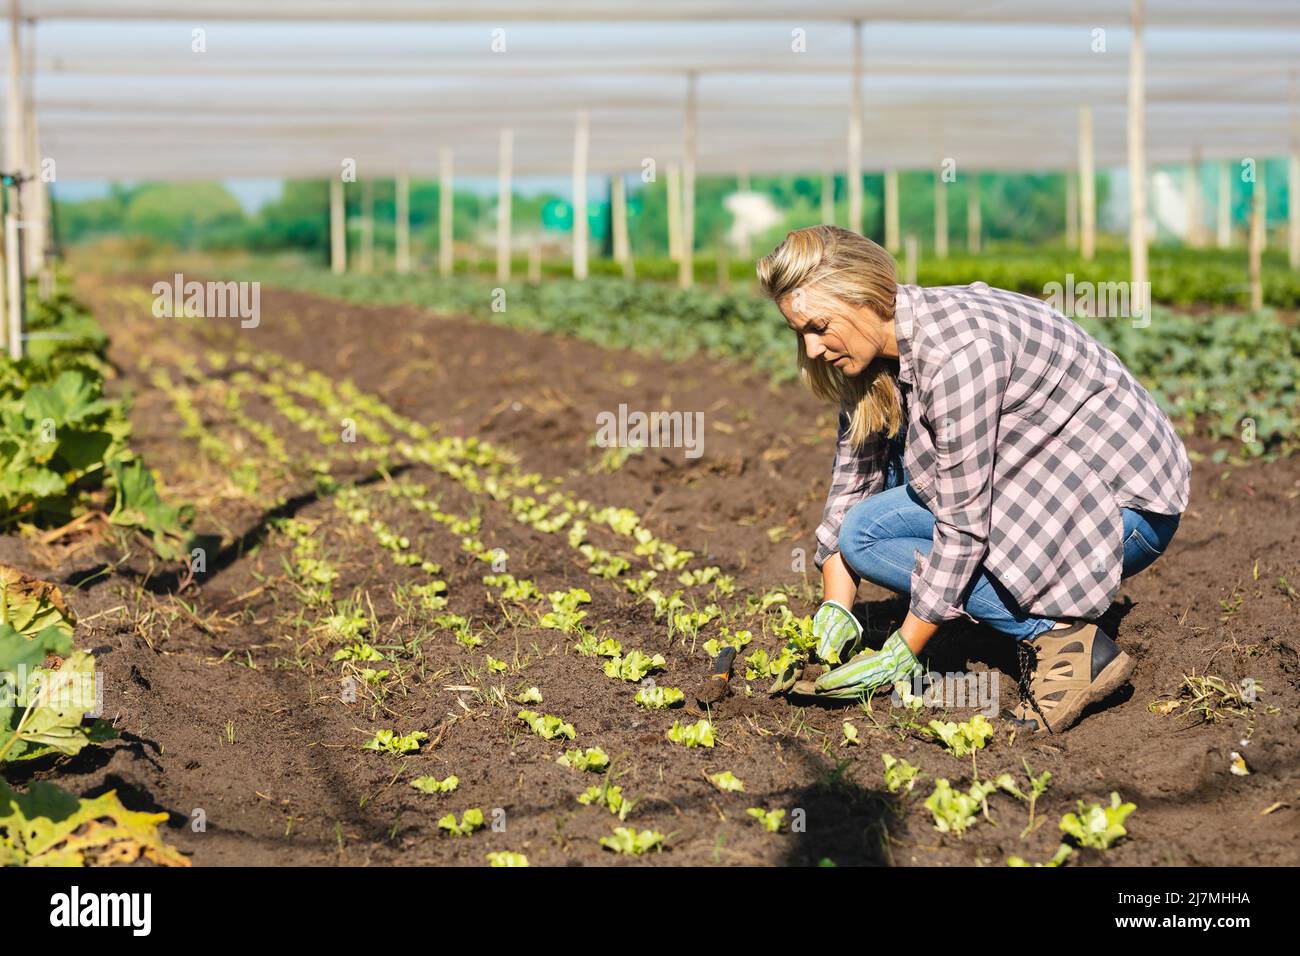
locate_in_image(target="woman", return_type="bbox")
[757,226,1190,734]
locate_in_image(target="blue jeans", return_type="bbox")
[838,462,1180,641]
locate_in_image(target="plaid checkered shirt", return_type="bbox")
[814,282,1191,624]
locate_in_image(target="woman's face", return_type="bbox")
[777,285,895,378]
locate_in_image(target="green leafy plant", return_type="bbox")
[1008,844,1074,868]
[438,808,486,837]
[410,774,459,794]
[666,719,715,748]
[634,686,685,709]
[602,650,666,682]
[514,686,543,704]
[486,850,529,867]
[557,747,609,772]
[746,807,786,833]
[578,780,635,820]
[539,588,591,632]
[1059,792,1136,851]
[923,778,999,836]
[925,715,995,773]
[362,729,427,755]
[600,826,665,856]
[881,753,923,794]
[0,624,108,765]
[707,771,745,793]
[518,709,575,741]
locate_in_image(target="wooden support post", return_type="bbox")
[573,109,589,281]
[1079,104,1097,260]
[1249,178,1264,311]
[903,234,919,286]
[1127,0,1149,299]
[885,169,900,253]
[1289,71,1299,269]
[666,163,682,262]
[497,127,513,282]
[967,173,981,255]
[395,171,410,274]
[933,171,948,259]
[4,0,25,359]
[22,18,42,276]
[847,20,863,235]
[612,172,632,278]
[439,146,454,277]
[736,166,752,262]
[821,169,834,226]
[679,73,697,289]
[1066,172,1079,249]
[329,176,345,274]
[360,178,374,273]
[1217,161,1232,248]
[1185,147,1203,248]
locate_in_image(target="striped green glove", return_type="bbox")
[810,630,922,700]
[813,599,863,665]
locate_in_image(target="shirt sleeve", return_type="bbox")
[813,407,891,571]
[909,340,1010,623]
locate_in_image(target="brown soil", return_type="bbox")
[6,273,1298,867]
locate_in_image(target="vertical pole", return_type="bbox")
[847,19,863,235]
[1066,172,1079,249]
[5,0,26,359]
[1249,174,1264,311]
[679,72,696,289]
[736,165,752,262]
[395,171,410,274]
[22,17,42,276]
[573,109,589,281]
[666,163,682,261]
[612,172,632,277]
[1217,161,1231,248]
[1289,71,1299,269]
[439,146,454,278]
[933,170,948,259]
[1127,0,1149,299]
[360,178,374,273]
[1185,146,1202,248]
[497,127,513,282]
[1079,103,1097,260]
[903,234,919,285]
[884,168,900,253]
[966,172,981,255]
[329,176,345,274]
[821,168,834,226]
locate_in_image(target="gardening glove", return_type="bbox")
[806,630,923,700]
[813,599,863,665]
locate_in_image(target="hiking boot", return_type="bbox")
[1004,622,1134,735]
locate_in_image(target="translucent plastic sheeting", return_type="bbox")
[2,3,1297,179]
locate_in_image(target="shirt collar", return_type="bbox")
[893,283,916,387]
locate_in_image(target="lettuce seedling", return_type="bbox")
[539,588,591,632]
[557,747,609,772]
[486,851,529,867]
[486,655,508,674]
[1007,844,1073,868]
[702,628,753,659]
[438,808,485,837]
[666,719,715,748]
[923,778,998,836]
[332,641,384,662]
[707,771,745,793]
[514,686,543,704]
[634,686,685,709]
[746,807,786,833]
[882,754,923,794]
[600,826,665,855]
[363,729,427,755]
[842,722,861,747]
[410,774,459,794]
[925,715,995,773]
[1059,792,1136,850]
[324,610,369,641]
[518,710,576,741]
[578,781,635,820]
[603,650,666,682]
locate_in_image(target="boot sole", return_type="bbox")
[1044,649,1136,733]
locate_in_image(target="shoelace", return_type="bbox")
[1016,641,1055,735]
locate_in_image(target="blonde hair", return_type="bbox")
[756,225,903,448]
